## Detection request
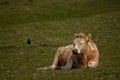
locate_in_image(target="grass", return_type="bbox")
[0,0,120,80]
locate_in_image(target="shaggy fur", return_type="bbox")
[37,33,99,70]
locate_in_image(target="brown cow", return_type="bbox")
[37,33,99,70]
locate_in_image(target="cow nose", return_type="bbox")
[72,49,78,55]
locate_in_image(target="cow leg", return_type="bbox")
[50,47,65,70]
[88,61,98,68]
[81,54,87,68]
[50,51,59,70]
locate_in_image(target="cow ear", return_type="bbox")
[74,34,79,38]
[86,33,91,42]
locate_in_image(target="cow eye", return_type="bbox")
[80,43,85,45]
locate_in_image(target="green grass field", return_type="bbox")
[0,0,120,80]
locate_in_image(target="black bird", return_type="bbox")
[27,39,31,45]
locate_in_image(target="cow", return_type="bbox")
[37,33,99,70]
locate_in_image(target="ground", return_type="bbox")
[0,0,120,80]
